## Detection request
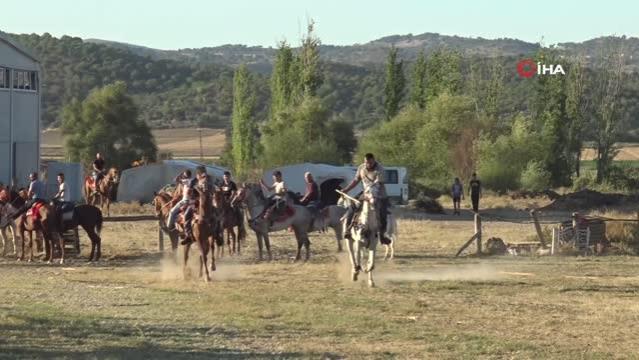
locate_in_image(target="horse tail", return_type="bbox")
[95,208,103,236]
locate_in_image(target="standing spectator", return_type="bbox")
[451,177,464,215]
[469,173,482,213]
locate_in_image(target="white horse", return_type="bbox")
[339,190,398,261]
[232,184,313,261]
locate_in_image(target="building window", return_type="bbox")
[12,70,38,91]
[0,68,7,89]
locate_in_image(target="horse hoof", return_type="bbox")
[59,259,65,265]
[368,280,375,288]
[352,271,359,281]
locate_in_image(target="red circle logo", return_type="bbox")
[517,59,537,78]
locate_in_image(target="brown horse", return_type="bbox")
[212,189,246,257]
[13,191,64,264]
[188,181,216,282]
[84,167,119,216]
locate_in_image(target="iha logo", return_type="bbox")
[517,59,565,78]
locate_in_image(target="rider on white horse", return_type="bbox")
[340,153,391,244]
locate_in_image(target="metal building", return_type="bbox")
[0,35,41,188]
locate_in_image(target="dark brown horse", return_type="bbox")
[213,189,246,257]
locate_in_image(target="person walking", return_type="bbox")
[469,172,482,213]
[451,177,464,215]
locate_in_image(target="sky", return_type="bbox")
[3,0,638,49]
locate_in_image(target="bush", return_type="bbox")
[571,172,596,191]
[520,161,551,192]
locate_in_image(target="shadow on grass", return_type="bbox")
[0,312,331,359]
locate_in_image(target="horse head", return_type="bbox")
[106,168,120,184]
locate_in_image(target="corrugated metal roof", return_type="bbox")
[0,33,40,63]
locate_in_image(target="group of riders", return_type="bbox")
[0,152,109,231]
[162,152,392,246]
[1,150,392,248]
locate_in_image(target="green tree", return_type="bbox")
[409,50,427,109]
[565,59,587,177]
[425,48,462,102]
[590,38,626,182]
[383,46,405,120]
[230,65,257,178]
[62,81,157,169]
[269,41,298,119]
[298,20,323,97]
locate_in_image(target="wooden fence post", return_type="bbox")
[530,209,547,248]
[455,214,482,257]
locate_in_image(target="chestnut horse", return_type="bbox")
[84,167,119,216]
[188,182,217,282]
[13,191,64,264]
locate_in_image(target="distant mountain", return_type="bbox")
[86,33,639,72]
[5,30,639,132]
[86,32,542,72]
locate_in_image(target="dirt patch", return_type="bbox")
[541,189,637,212]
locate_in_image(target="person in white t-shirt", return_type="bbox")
[259,170,288,225]
[52,173,74,230]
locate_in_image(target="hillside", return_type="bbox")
[4,31,639,134]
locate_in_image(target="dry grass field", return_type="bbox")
[3,199,639,359]
[41,128,225,160]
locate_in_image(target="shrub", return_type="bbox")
[520,160,551,192]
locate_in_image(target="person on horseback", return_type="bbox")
[5,172,46,223]
[259,170,287,226]
[52,173,75,231]
[167,169,196,233]
[299,172,320,209]
[180,166,212,245]
[92,152,106,194]
[341,153,391,244]
[221,171,243,224]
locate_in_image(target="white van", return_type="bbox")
[346,165,409,204]
[383,166,409,204]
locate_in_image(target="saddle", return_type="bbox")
[25,201,45,221]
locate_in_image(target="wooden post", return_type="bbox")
[455,214,482,257]
[551,228,558,255]
[158,220,164,252]
[474,213,482,255]
[530,209,547,248]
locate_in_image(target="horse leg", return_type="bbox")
[81,223,100,262]
[56,231,65,265]
[333,225,343,252]
[183,243,191,280]
[27,230,34,262]
[199,235,211,283]
[209,236,216,272]
[384,244,389,261]
[0,226,7,256]
[18,229,24,261]
[292,227,303,262]
[256,232,264,261]
[367,241,376,287]
[352,235,361,281]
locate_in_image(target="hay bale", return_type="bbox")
[485,237,508,255]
